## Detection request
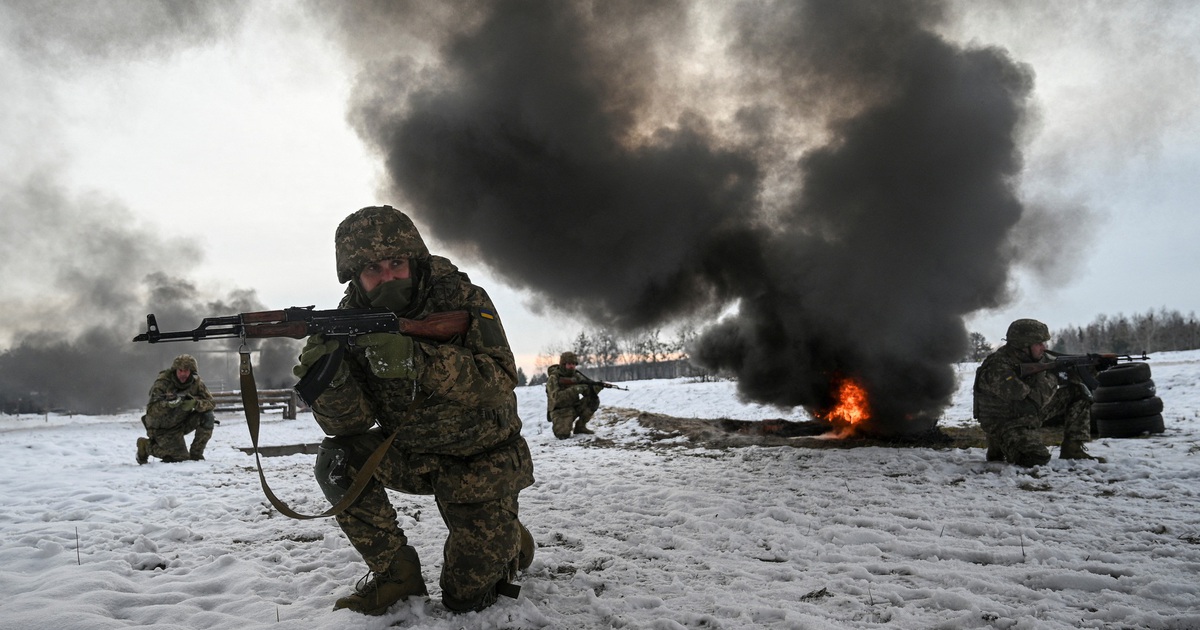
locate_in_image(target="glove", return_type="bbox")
[294,334,341,379]
[179,396,197,412]
[166,395,182,408]
[357,333,417,380]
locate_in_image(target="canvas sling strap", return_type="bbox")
[239,349,398,520]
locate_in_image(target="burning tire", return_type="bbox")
[1096,413,1165,439]
[1096,362,1152,386]
[1090,396,1164,420]
[1092,380,1157,403]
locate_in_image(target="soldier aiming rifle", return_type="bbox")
[545,351,626,439]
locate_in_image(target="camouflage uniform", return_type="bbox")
[308,206,534,614]
[545,353,600,439]
[140,354,216,463]
[973,319,1093,466]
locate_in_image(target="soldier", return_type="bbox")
[293,205,534,616]
[545,351,600,439]
[137,353,216,464]
[973,318,1103,466]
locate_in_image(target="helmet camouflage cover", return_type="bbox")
[1005,318,1050,348]
[171,354,198,373]
[559,351,579,365]
[335,205,431,284]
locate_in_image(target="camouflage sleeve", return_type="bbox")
[192,379,215,413]
[975,353,1032,402]
[310,361,378,436]
[145,374,174,418]
[415,285,517,408]
[545,365,580,409]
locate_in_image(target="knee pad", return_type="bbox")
[314,439,351,505]
[199,411,216,429]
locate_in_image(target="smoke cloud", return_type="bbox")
[0,175,299,414]
[333,0,1047,429]
[0,1,292,415]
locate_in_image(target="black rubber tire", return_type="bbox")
[1096,362,1152,386]
[1092,380,1157,403]
[1091,396,1164,420]
[1096,413,1165,438]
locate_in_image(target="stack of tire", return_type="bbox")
[1090,362,1165,438]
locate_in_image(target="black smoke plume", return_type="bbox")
[0,175,299,415]
[336,0,1043,429]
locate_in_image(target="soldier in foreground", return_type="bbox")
[973,318,1102,466]
[545,351,602,439]
[293,206,534,616]
[137,353,216,464]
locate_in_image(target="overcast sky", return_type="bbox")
[2,0,1198,380]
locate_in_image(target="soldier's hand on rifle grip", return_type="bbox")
[294,334,342,379]
[179,396,197,412]
[357,332,417,380]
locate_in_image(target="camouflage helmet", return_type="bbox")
[1005,318,1050,348]
[171,354,198,373]
[335,206,430,284]
[559,351,579,365]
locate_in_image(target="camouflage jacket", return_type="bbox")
[545,364,596,412]
[145,370,215,430]
[972,343,1058,422]
[311,256,526,459]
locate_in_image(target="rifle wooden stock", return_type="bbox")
[396,310,470,341]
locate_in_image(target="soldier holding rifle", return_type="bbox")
[973,319,1103,466]
[292,206,534,616]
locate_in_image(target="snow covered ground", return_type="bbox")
[1,351,1198,629]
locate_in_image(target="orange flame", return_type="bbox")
[823,376,871,437]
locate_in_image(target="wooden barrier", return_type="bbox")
[210,389,299,420]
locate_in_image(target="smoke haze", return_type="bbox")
[10,1,1183,425]
[0,1,295,415]
[334,0,1046,428]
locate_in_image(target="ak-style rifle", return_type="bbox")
[1019,351,1150,390]
[133,307,469,404]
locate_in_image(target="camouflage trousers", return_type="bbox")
[549,394,599,438]
[143,411,215,462]
[980,385,1091,467]
[319,429,526,611]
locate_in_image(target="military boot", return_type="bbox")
[985,444,1004,462]
[573,420,594,435]
[1060,440,1106,463]
[333,546,428,616]
[136,438,150,465]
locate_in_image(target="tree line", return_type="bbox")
[530,326,701,385]
[963,307,1200,361]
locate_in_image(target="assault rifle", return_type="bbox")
[132,307,469,404]
[1019,351,1150,390]
[561,374,629,391]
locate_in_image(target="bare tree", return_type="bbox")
[965,331,993,361]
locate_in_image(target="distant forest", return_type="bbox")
[1049,308,1200,355]
[964,308,1200,361]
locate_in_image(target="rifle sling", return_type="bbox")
[239,350,397,520]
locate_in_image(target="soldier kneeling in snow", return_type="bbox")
[545,351,601,439]
[137,353,216,464]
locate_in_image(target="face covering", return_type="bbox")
[364,277,414,313]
